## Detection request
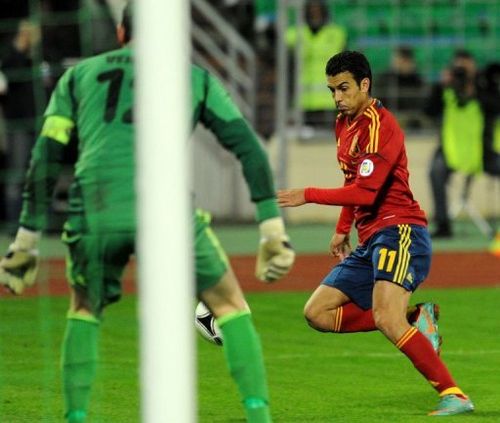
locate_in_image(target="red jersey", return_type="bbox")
[305,99,427,244]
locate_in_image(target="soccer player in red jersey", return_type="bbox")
[277,51,474,416]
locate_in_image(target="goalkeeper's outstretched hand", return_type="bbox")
[256,217,295,283]
[0,228,40,295]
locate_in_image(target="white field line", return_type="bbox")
[264,349,500,361]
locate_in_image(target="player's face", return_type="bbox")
[327,71,371,118]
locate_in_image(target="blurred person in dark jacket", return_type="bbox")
[0,20,45,232]
[425,50,497,238]
[478,62,500,176]
[376,46,424,128]
[0,0,30,41]
[286,0,347,128]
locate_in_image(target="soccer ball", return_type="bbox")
[194,301,223,346]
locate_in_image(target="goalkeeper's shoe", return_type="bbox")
[410,302,442,355]
[429,394,474,416]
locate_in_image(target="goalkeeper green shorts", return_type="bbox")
[195,209,229,293]
[62,210,228,314]
[62,229,135,316]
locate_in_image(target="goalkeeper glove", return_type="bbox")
[0,227,40,295]
[256,217,295,282]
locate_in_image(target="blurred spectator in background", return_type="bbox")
[0,0,30,45]
[286,0,347,128]
[41,0,81,63]
[0,69,6,221]
[478,62,500,176]
[0,1,126,230]
[38,0,119,91]
[0,0,29,18]
[216,0,255,42]
[254,0,277,52]
[425,50,496,238]
[0,20,45,233]
[376,46,424,129]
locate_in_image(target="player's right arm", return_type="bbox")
[193,66,295,282]
[197,68,277,214]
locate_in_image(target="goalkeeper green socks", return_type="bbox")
[66,410,87,423]
[217,311,272,423]
[61,314,100,422]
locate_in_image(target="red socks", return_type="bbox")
[333,305,465,398]
[333,303,376,333]
[397,327,464,397]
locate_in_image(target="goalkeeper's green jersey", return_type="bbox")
[21,46,135,233]
[20,53,278,233]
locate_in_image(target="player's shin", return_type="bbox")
[217,311,272,423]
[61,313,100,422]
[396,327,465,396]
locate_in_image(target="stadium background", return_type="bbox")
[0,0,499,421]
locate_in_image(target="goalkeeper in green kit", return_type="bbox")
[0,3,294,423]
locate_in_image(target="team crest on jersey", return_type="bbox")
[359,159,374,176]
[348,131,360,157]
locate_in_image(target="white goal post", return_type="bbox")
[136,1,193,422]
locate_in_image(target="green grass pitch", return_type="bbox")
[0,287,499,422]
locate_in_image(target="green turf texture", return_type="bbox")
[0,295,139,422]
[1,288,499,422]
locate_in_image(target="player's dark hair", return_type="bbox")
[325,51,372,93]
[121,3,132,42]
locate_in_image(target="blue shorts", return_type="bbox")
[322,224,431,310]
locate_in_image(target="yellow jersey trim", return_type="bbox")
[363,107,380,153]
[394,224,412,284]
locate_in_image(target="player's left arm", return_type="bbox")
[20,127,73,230]
[329,205,354,259]
[20,67,76,231]
[336,204,354,235]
